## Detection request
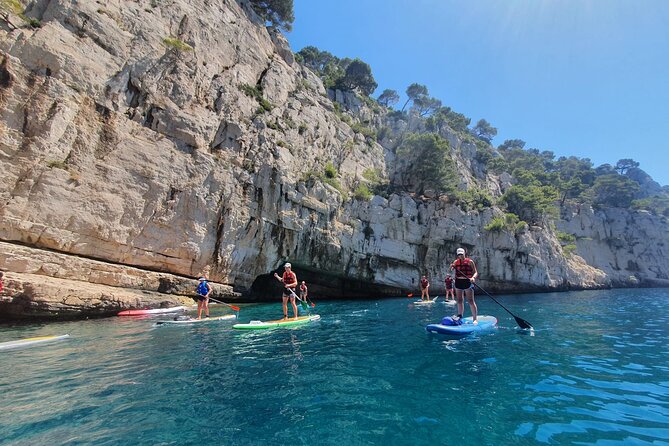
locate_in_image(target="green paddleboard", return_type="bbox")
[233,315,320,330]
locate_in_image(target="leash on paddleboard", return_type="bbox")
[452,265,533,330]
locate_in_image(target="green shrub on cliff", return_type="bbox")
[454,187,494,211]
[46,160,67,170]
[632,196,669,216]
[0,0,22,14]
[557,231,576,243]
[324,161,337,179]
[240,84,273,112]
[484,213,525,233]
[353,184,373,201]
[163,37,193,51]
[350,122,376,140]
[484,217,505,232]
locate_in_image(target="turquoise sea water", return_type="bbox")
[1,288,669,446]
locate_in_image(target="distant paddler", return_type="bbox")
[420,275,430,301]
[299,281,310,310]
[195,276,212,319]
[273,263,299,320]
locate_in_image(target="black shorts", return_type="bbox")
[283,288,296,298]
[454,278,472,290]
[194,294,207,302]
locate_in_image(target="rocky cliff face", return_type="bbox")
[1,0,668,319]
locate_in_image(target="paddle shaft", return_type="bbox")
[207,297,240,312]
[452,265,533,330]
[287,287,315,307]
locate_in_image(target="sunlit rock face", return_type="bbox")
[0,0,667,319]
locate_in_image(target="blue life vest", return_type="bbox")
[196,281,209,296]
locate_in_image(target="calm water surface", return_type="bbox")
[1,289,668,445]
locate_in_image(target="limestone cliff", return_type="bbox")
[1,0,667,319]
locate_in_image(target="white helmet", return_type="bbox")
[456,248,465,255]
[284,263,292,268]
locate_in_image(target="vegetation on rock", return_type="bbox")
[162,37,193,51]
[250,0,294,31]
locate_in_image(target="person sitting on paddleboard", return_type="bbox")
[274,263,298,319]
[450,248,479,324]
[420,275,430,301]
[444,274,454,300]
[195,276,212,319]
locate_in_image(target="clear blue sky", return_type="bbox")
[287,0,669,186]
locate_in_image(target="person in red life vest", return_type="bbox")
[299,281,308,301]
[450,247,479,324]
[444,274,454,300]
[273,262,299,319]
[420,275,430,301]
[0,271,4,296]
[298,281,311,311]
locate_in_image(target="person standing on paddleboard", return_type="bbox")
[195,276,212,319]
[444,274,454,300]
[299,281,309,309]
[420,275,430,301]
[274,263,299,319]
[450,248,479,324]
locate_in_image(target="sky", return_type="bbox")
[286,0,669,186]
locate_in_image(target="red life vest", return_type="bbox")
[300,283,307,292]
[283,271,297,288]
[445,276,453,286]
[421,278,429,288]
[452,258,475,279]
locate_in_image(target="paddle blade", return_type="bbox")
[407,293,413,298]
[310,302,316,307]
[230,305,241,311]
[515,316,533,330]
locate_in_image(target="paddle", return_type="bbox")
[287,287,315,308]
[452,265,533,330]
[471,283,533,330]
[207,297,240,312]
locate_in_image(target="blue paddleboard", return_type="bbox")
[426,315,497,335]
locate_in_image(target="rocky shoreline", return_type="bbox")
[0,241,239,320]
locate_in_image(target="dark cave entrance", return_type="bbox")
[248,265,404,301]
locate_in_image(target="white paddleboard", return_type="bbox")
[0,334,70,351]
[156,314,236,325]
